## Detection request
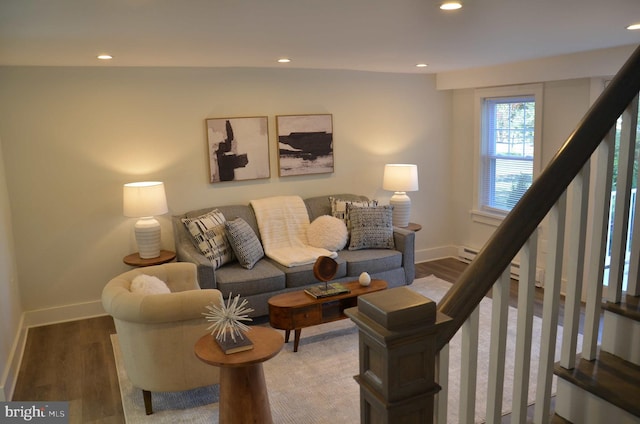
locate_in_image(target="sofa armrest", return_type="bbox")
[172,216,217,289]
[393,227,415,284]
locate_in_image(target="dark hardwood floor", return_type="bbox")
[12,258,566,423]
[418,257,548,320]
[12,315,123,423]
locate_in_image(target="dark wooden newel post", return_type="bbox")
[345,287,451,424]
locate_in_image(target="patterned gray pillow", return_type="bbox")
[225,218,264,269]
[347,205,395,250]
[182,209,234,269]
[329,197,378,233]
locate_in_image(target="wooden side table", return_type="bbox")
[123,250,176,267]
[194,326,284,424]
[400,222,422,232]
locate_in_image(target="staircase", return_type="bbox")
[347,44,640,423]
[553,295,640,423]
[446,44,640,422]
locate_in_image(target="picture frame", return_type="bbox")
[276,114,334,177]
[206,116,270,183]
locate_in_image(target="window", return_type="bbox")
[474,84,542,221]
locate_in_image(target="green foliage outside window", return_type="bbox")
[484,99,535,211]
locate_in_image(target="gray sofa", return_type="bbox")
[172,194,415,317]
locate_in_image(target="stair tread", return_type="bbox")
[554,349,640,417]
[550,413,572,423]
[603,293,640,321]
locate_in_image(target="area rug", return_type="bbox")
[112,275,571,423]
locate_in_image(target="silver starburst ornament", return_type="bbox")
[203,293,254,342]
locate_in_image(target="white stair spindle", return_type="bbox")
[583,130,615,360]
[561,163,590,369]
[512,231,538,423]
[485,269,511,424]
[459,306,479,424]
[624,94,640,296]
[435,344,450,424]
[608,94,639,303]
[534,191,566,424]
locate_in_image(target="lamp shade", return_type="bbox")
[383,164,419,228]
[123,182,168,259]
[123,181,168,218]
[383,164,419,192]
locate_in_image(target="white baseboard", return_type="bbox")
[415,245,458,264]
[1,314,27,401]
[24,300,106,328]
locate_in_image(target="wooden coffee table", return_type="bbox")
[194,326,284,424]
[268,279,387,352]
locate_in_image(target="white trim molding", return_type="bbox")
[0,314,26,401]
[24,300,106,329]
[473,83,544,218]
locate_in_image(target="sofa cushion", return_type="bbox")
[307,215,348,251]
[329,196,378,232]
[337,249,403,276]
[305,194,368,221]
[225,217,264,270]
[347,205,395,250]
[271,257,348,289]
[182,209,234,269]
[214,260,285,297]
[215,205,262,239]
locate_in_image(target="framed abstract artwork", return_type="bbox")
[276,114,334,177]
[206,116,270,183]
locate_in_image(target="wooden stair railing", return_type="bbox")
[436,43,640,350]
[348,44,640,424]
[434,44,640,423]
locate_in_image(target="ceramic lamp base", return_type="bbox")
[134,217,161,259]
[389,192,411,228]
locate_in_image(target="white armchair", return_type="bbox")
[102,262,223,414]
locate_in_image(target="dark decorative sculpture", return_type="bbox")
[313,256,338,291]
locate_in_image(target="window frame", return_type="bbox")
[472,84,543,226]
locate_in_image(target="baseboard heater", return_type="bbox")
[457,246,545,286]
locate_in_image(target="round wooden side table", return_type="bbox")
[123,250,176,267]
[194,326,284,424]
[402,222,422,232]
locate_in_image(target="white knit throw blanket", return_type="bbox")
[250,195,337,267]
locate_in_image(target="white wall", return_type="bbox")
[449,77,597,271]
[437,44,635,90]
[0,135,24,400]
[0,66,452,321]
[440,43,633,275]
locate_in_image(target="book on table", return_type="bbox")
[304,283,350,299]
[215,334,254,354]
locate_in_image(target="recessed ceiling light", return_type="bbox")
[416,63,428,68]
[97,54,113,60]
[440,1,462,10]
[627,23,640,30]
[277,58,291,63]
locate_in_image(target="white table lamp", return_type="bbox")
[123,181,168,259]
[383,164,419,227]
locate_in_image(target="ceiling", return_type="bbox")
[1,0,639,74]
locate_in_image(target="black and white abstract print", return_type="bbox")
[276,114,333,177]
